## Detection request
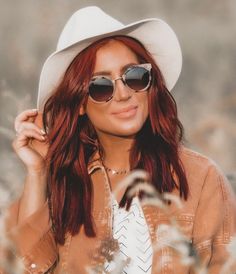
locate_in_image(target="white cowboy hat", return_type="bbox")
[37,6,182,111]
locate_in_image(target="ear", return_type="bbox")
[79,104,86,115]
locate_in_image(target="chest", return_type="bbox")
[56,169,196,274]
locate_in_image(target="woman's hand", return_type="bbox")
[12,109,47,174]
[12,109,49,224]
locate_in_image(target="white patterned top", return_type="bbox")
[104,194,153,273]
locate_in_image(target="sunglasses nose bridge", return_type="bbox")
[113,76,123,83]
[113,74,127,89]
[112,76,132,102]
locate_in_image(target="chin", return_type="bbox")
[112,124,144,137]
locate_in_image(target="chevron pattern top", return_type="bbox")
[104,194,153,273]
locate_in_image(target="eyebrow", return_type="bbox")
[92,62,139,77]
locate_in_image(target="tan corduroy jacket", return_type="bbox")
[3,147,236,274]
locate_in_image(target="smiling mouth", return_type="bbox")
[112,106,138,118]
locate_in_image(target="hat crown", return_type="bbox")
[57,6,124,50]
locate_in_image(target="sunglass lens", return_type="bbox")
[125,67,150,91]
[89,78,113,102]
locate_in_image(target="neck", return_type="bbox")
[97,133,135,171]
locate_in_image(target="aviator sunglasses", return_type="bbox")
[87,63,152,103]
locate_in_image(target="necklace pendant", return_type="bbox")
[104,165,129,176]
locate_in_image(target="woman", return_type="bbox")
[4,6,236,274]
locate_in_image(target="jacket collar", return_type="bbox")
[87,150,104,175]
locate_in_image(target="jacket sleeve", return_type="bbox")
[3,199,58,274]
[192,164,236,274]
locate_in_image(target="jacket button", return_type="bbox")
[30,263,36,269]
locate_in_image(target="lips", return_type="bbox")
[112,105,138,115]
[112,105,138,118]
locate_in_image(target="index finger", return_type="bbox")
[15,109,38,131]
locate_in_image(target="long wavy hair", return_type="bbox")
[43,35,189,245]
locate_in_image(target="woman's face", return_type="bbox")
[85,40,149,139]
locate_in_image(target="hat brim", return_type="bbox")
[37,18,182,111]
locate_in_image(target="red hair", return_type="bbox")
[43,35,189,245]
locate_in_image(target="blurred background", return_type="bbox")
[0,0,236,208]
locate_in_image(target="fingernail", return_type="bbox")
[41,135,46,140]
[31,108,38,112]
[40,129,46,135]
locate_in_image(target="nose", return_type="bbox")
[113,77,132,102]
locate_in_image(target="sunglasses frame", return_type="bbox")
[88,63,152,103]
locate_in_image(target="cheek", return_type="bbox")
[142,95,149,118]
[85,102,106,128]
[136,93,149,122]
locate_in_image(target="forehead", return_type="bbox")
[93,40,139,73]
